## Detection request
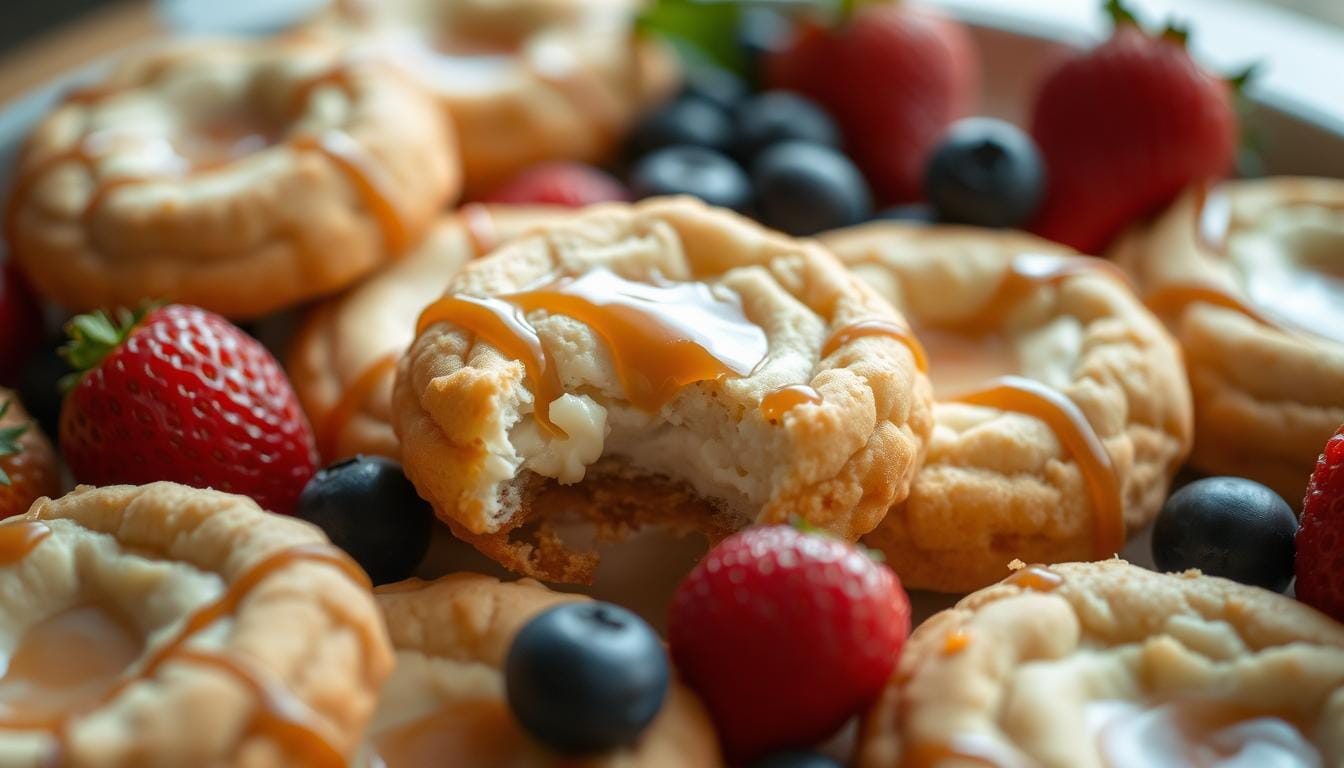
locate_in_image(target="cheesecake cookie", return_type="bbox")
[1111,177,1344,503]
[7,38,459,319]
[364,574,721,766]
[0,482,393,767]
[822,223,1192,592]
[859,559,1344,768]
[298,0,678,195]
[394,197,933,582]
[289,204,566,462]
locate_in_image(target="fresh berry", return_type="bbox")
[668,525,910,763]
[1152,477,1297,592]
[506,602,668,754]
[295,456,434,585]
[925,117,1044,228]
[626,97,734,159]
[0,393,59,519]
[766,3,978,204]
[1028,0,1237,252]
[59,305,317,515]
[0,264,44,388]
[480,162,628,208]
[1297,425,1344,621]
[682,64,751,114]
[753,142,872,236]
[750,752,844,768]
[874,204,937,224]
[629,146,753,212]
[17,337,71,441]
[734,91,841,164]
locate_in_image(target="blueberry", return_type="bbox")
[629,146,753,212]
[19,337,72,442]
[295,456,434,586]
[1151,476,1297,593]
[682,65,750,114]
[506,602,669,754]
[750,752,844,768]
[873,204,938,225]
[924,117,1044,229]
[753,141,872,236]
[734,91,841,164]
[626,97,734,160]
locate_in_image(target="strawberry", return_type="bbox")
[766,1,978,205]
[0,391,59,519]
[0,263,44,387]
[59,305,317,515]
[1028,0,1238,253]
[480,162,629,208]
[667,525,910,762]
[1296,424,1344,622]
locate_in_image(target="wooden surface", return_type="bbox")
[0,1,159,105]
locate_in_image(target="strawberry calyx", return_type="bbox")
[0,399,27,486]
[788,515,887,563]
[1105,0,1190,47]
[59,306,150,387]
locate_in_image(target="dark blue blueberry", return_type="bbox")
[752,141,872,236]
[873,204,938,225]
[750,752,844,768]
[734,91,841,164]
[19,337,71,442]
[682,64,751,114]
[506,602,669,754]
[1152,476,1297,593]
[626,97,734,160]
[924,117,1044,229]
[629,146,753,212]
[295,456,434,585]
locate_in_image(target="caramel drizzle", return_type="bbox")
[317,353,400,462]
[759,384,822,421]
[0,521,51,566]
[1003,563,1065,592]
[416,269,768,433]
[821,320,929,371]
[952,377,1123,558]
[4,63,407,260]
[902,735,1028,768]
[0,542,369,766]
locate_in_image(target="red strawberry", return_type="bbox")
[0,263,44,387]
[1296,424,1344,621]
[59,305,317,514]
[480,162,629,208]
[0,391,59,519]
[1028,0,1238,253]
[766,2,978,205]
[667,525,910,762]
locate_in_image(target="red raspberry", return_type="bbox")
[1296,424,1344,621]
[480,162,629,208]
[667,526,910,763]
[59,305,317,514]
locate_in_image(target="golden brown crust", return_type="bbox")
[823,223,1193,593]
[1110,177,1344,503]
[288,205,569,462]
[859,560,1344,768]
[368,574,723,766]
[394,197,933,582]
[8,38,459,319]
[0,482,393,767]
[297,0,679,195]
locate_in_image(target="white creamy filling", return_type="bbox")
[1229,205,1344,338]
[511,393,609,484]
[1086,700,1319,768]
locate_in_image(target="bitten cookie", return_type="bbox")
[364,574,721,766]
[0,482,394,767]
[394,197,933,582]
[860,560,1344,768]
[1111,177,1344,504]
[6,38,459,319]
[823,223,1192,593]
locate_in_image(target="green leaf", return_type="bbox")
[1103,0,1141,28]
[1160,20,1190,46]
[0,399,27,488]
[638,0,748,75]
[59,305,148,376]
